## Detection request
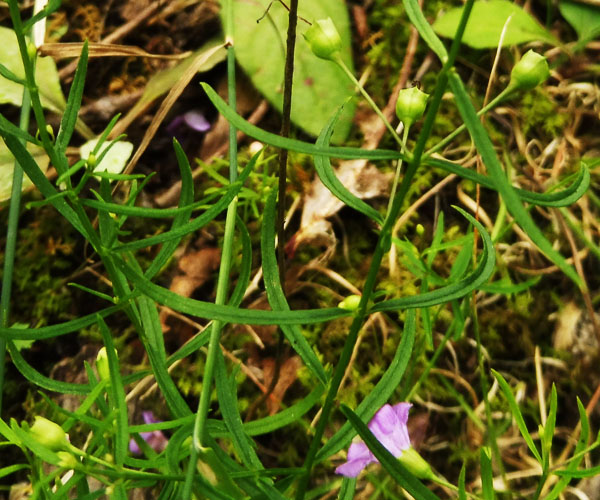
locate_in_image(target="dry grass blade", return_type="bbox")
[40,42,191,60]
[115,42,226,178]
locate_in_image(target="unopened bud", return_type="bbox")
[416,224,425,236]
[57,451,78,469]
[87,153,97,170]
[29,416,69,452]
[395,87,429,128]
[338,294,361,311]
[304,18,342,61]
[509,50,549,91]
[96,347,111,382]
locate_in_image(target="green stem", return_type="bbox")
[0,88,31,415]
[387,125,411,215]
[182,21,239,499]
[334,56,405,150]
[424,86,514,158]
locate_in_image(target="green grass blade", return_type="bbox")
[448,71,582,287]
[492,369,542,462]
[97,317,129,466]
[480,447,495,500]
[340,404,441,500]
[261,188,328,384]
[56,41,88,154]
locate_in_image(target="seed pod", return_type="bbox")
[338,294,361,311]
[509,50,550,91]
[304,18,342,61]
[395,87,429,128]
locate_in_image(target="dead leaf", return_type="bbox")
[262,355,302,415]
[293,160,389,252]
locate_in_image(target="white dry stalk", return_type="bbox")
[32,0,48,48]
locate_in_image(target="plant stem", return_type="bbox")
[0,88,31,415]
[387,125,411,215]
[182,3,239,496]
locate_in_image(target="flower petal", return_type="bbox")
[335,442,375,477]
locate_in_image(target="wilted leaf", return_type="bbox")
[80,138,134,175]
[433,0,558,49]
[559,0,600,43]
[227,0,356,143]
[0,138,49,201]
[0,26,66,112]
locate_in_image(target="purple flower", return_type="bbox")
[166,110,211,137]
[336,402,412,478]
[129,411,168,455]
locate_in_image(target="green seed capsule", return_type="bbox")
[395,86,429,128]
[304,18,342,61]
[509,50,550,91]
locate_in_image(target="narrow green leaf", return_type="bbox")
[314,104,384,223]
[424,157,590,208]
[449,71,582,287]
[340,405,441,500]
[97,317,129,466]
[542,384,558,470]
[403,0,448,62]
[56,41,88,154]
[480,447,495,500]
[458,463,467,500]
[261,188,328,384]
[338,477,356,499]
[492,369,542,462]
[118,258,350,325]
[202,82,404,161]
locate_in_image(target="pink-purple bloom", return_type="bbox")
[129,411,168,455]
[336,402,412,478]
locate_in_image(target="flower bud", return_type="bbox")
[509,50,549,91]
[57,451,78,469]
[304,18,342,61]
[338,294,361,311]
[87,153,97,170]
[416,224,425,236]
[29,416,69,452]
[96,347,110,382]
[395,87,429,128]
[398,447,435,480]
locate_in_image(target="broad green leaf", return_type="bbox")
[81,138,134,176]
[433,0,558,48]
[0,26,65,112]
[559,0,600,43]
[227,0,356,142]
[0,137,49,201]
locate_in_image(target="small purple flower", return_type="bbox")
[336,402,412,478]
[166,110,211,137]
[129,411,168,455]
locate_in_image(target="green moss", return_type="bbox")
[520,90,568,138]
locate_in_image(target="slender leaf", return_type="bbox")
[403,0,448,62]
[449,71,581,286]
[261,188,328,384]
[492,369,542,462]
[480,447,495,500]
[314,104,383,223]
[202,82,404,161]
[56,41,88,154]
